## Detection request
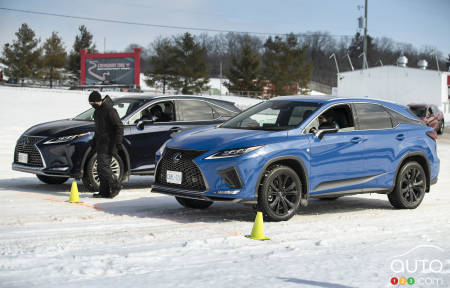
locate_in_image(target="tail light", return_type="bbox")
[426,131,437,141]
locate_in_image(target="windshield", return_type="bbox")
[220,100,322,131]
[409,107,426,118]
[73,98,148,121]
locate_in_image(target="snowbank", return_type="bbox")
[0,86,449,288]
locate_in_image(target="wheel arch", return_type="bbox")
[393,152,430,193]
[254,155,309,199]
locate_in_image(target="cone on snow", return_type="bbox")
[246,211,270,240]
[66,181,83,203]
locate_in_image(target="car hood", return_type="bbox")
[168,126,285,151]
[23,119,95,137]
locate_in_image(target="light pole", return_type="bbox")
[363,0,368,69]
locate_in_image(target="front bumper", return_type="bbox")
[152,147,269,201]
[12,135,90,178]
[12,163,73,177]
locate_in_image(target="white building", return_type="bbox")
[336,64,450,113]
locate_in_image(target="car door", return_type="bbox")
[307,104,369,195]
[353,103,399,185]
[125,100,181,172]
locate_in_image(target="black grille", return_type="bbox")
[155,148,207,191]
[14,136,44,167]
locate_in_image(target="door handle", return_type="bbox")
[351,137,364,143]
[396,134,405,141]
[169,127,182,132]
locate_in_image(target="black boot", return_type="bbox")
[109,175,122,198]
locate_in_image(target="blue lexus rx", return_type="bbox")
[152,96,440,221]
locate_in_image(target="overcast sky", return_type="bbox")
[0,0,449,58]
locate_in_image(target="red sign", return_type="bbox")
[80,48,141,87]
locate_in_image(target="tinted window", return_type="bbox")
[355,103,393,130]
[409,106,426,118]
[176,100,214,121]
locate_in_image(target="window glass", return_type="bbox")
[211,104,236,118]
[177,100,214,121]
[305,104,355,133]
[355,103,393,130]
[128,101,175,124]
[409,107,426,118]
[221,100,322,131]
[74,98,147,121]
[431,106,439,115]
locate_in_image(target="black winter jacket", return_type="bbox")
[92,96,124,155]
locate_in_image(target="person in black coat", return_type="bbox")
[88,91,124,198]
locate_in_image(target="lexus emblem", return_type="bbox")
[172,152,182,163]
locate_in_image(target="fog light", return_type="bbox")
[215,189,240,195]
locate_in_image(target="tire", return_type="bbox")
[437,119,444,135]
[36,175,69,184]
[175,197,213,209]
[318,197,340,201]
[258,165,302,222]
[82,153,124,192]
[388,161,426,209]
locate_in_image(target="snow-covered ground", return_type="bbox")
[0,86,449,288]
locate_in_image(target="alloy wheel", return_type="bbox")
[92,157,121,186]
[400,166,425,204]
[266,173,299,217]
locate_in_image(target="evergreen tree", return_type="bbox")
[68,25,96,80]
[263,33,312,96]
[145,38,176,94]
[1,23,42,84]
[225,42,263,96]
[171,33,209,94]
[347,32,376,68]
[42,32,67,88]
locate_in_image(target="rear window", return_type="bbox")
[409,106,426,118]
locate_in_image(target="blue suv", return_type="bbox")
[152,96,440,221]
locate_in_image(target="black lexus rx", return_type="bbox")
[12,95,240,191]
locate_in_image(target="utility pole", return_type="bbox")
[219,61,223,95]
[363,0,368,69]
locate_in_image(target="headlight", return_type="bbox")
[204,146,263,160]
[158,140,170,155]
[44,133,90,144]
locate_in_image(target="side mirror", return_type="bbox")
[136,118,155,130]
[316,124,339,139]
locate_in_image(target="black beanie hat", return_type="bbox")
[88,91,102,102]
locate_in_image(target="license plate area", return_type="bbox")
[18,153,28,164]
[166,170,182,184]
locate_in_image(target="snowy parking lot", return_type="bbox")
[0,86,449,288]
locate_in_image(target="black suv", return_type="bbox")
[12,95,240,190]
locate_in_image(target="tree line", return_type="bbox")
[1,24,96,87]
[2,23,449,95]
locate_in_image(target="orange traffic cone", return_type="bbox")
[66,181,83,203]
[246,211,270,240]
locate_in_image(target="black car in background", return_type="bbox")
[12,95,240,191]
